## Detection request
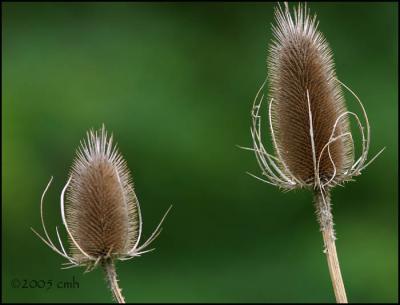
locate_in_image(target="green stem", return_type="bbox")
[103,258,126,303]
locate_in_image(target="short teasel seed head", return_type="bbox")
[243,2,384,192]
[66,126,139,263]
[32,125,172,272]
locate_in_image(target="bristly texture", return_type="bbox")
[32,125,172,302]
[66,126,138,263]
[269,2,353,185]
[242,3,384,303]
[32,125,172,272]
[244,2,384,192]
[242,4,384,302]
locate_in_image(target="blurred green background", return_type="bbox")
[2,2,398,303]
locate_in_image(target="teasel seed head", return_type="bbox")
[244,2,384,192]
[32,125,172,271]
[241,5,384,300]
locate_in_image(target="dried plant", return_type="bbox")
[32,125,172,303]
[241,2,384,303]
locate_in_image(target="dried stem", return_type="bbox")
[103,259,126,303]
[314,189,348,303]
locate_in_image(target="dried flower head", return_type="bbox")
[242,3,384,303]
[32,125,171,302]
[245,2,383,193]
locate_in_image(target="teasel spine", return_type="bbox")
[32,125,172,303]
[241,2,384,303]
[314,189,347,303]
[103,258,125,303]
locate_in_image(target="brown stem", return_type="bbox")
[103,258,126,303]
[314,189,348,303]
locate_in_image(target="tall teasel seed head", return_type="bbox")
[246,2,384,192]
[32,125,172,271]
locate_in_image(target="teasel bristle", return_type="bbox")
[243,3,384,303]
[31,125,172,302]
[269,2,354,185]
[65,126,139,262]
[244,2,384,192]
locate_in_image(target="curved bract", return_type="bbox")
[32,125,172,271]
[245,3,384,192]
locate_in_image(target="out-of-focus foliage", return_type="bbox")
[2,2,397,303]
